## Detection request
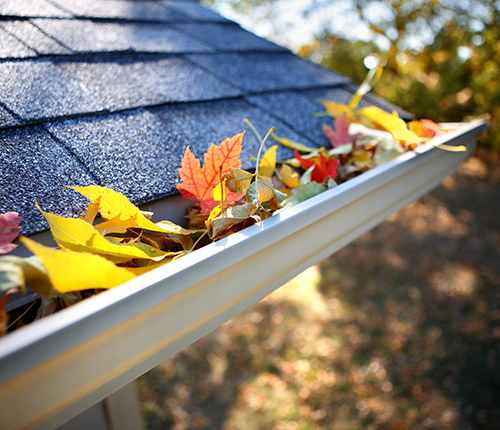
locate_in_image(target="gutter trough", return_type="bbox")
[0,119,488,430]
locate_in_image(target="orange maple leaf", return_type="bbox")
[177,132,244,213]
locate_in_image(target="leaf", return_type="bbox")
[206,205,222,226]
[245,178,275,203]
[82,195,101,224]
[246,178,287,211]
[323,114,362,148]
[271,131,319,153]
[276,182,327,214]
[293,149,316,171]
[94,213,141,236]
[408,119,440,138]
[0,212,21,254]
[0,255,61,297]
[259,145,278,177]
[21,237,136,293]
[348,63,383,109]
[159,233,194,252]
[293,150,339,184]
[320,100,358,123]
[208,203,259,240]
[326,144,354,155]
[312,154,339,184]
[39,206,170,262]
[357,106,426,144]
[225,168,254,195]
[212,178,227,203]
[69,185,191,235]
[177,133,244,213]
[278,164,299,189]
[434,144,467,152]
[374,138,405,165]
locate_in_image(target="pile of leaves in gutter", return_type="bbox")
[0,67,465,336]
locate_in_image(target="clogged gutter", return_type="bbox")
[0,68,469,336]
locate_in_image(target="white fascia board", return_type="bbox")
[0,119,487,430]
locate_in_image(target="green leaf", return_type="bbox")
[276,182,327,214]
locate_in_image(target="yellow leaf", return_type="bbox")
[212,179,227,202]
[348,63,383,109]
[20,237,136,293]
[225,168,254,194]
[357,106,426,144]
[271,131,319,153]
[82,195,101,224]
[39,206,170,262]
[246,177,275,203]
[279,164,299,188]
[435,144,467,152]
[321,100,358,123]
[206,205,222,227]
[94,213,140,236]
[68,185,191,234]
[259,145,277,177]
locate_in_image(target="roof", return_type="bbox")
[0,0,411,236]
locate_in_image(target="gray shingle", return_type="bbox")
[245,90,332,147]
[173,22,287,52]
[0,105,22,128]
[161,1,231,23]
[1,20,72,55]
[49,0,187,22]
[44,100,310,208]
[0,56,243,122]
[0,0,71,18]
[56,56,242,112]
[32,19,213,54]
[0,126,96,236]
[0,27,36,58]
[189,52,348,93]
[0,60,105,121]
[45,109,180,203]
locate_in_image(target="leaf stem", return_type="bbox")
[254,126,275,207]
[243,118,263,145]
[190,230,208,252]
[7,297,38,329]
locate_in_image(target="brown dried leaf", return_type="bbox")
[208,203,259,241]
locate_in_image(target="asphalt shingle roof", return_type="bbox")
[0,0,412,236]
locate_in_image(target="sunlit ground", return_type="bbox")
[138,149,500,430]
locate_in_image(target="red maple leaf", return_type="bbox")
[177,133,244,213]
[323,114,362,148]
[294,150,339,184]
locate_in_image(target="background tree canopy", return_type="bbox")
[202,0,499,150]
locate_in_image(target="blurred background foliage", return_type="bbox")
[202,0,500,151]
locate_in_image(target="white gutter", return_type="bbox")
[0,120,487,430]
